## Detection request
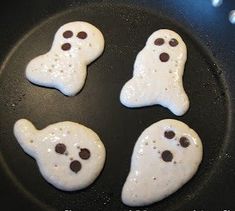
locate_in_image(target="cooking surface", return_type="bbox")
[0,1,235,210]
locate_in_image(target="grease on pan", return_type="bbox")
[229,10,235,24]
[211,0,223,7]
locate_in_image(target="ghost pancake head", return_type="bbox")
[52,21,105,64]
[146,29,187,73]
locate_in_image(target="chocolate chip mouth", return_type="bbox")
[159,52,169,62]
[161,150,173,162]
[70,160,82,173]
[61,43,71,51]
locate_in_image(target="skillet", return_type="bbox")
[0,0,235,210]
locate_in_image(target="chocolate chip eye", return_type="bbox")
[79,148,91,160]
[179,137,190,148]
[63,30,73,38]
[164,130,175,139]
[161,150,173,162]
[169,38,179,47]
[61,43,71,51]
[154,38,164,46]
[159,52,170,62]
[70,160,81,173]
[55,143,66,154]
[77,31,87,39]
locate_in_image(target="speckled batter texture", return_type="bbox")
[122,119,203,206]
[14,119,106,191]
[120,29,189,116]
[26,21,105,96]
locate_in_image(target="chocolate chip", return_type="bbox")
[159,52,169,62]
[169,38,179,47]
[77,31,87,39]
[154,38,164,46]
[61,43,71,51]
[161,150,173,162]
[55,143,66,154]
[63,30,73,38]
[70,160,81,173]
[164,130,175,139]
[179,137,190,148]
[79,148,90,160]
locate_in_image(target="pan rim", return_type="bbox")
[0,2,233,210]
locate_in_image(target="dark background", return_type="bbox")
[0,0,235,211]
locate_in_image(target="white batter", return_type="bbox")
[26,21,105,96]
[120,29,189,116]
[14,119,106,191]
[122,119,203,207]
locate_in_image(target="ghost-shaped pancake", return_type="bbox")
[120,29,189,116]
[14,119,106,191]
[122,119,203,206]
[26,21,104,96]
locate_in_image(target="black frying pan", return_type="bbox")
[0,0,235,210]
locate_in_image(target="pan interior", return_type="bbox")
[0,4,229,211]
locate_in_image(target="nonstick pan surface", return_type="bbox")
[0,0,235,210]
